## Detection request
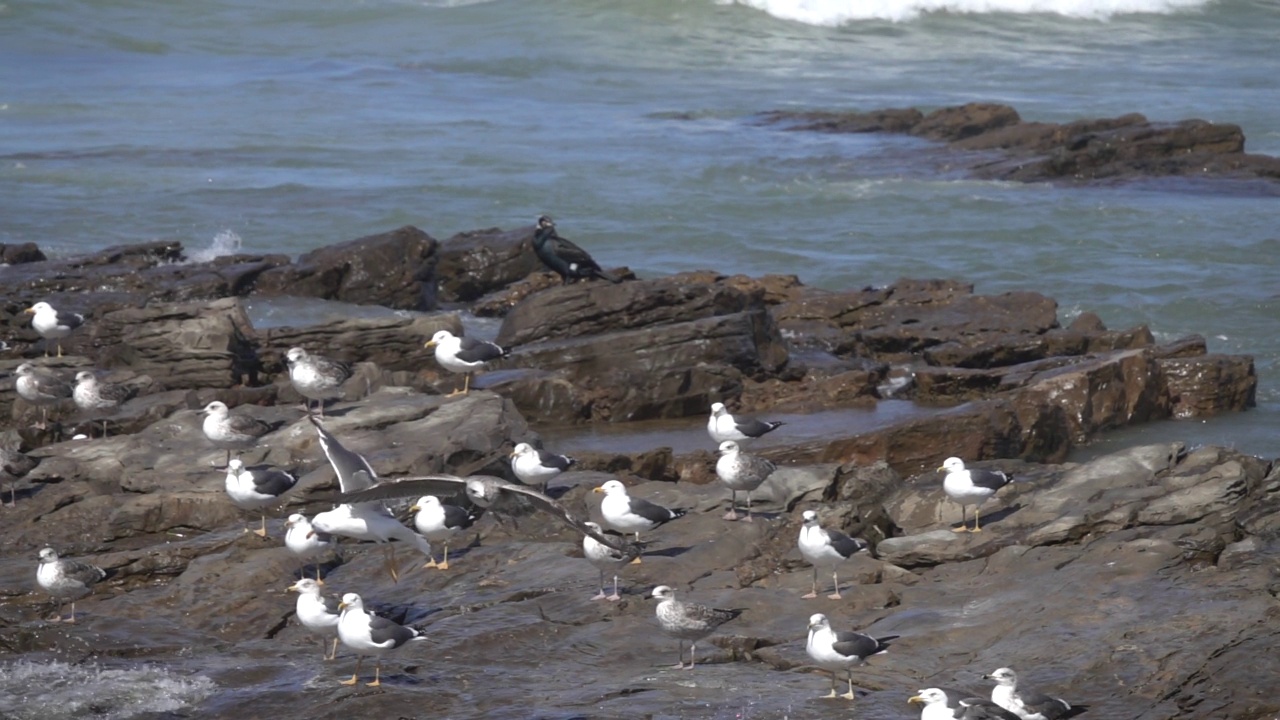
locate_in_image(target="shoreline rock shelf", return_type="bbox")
[0,223,1269,718]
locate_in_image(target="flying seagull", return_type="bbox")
[938,457,1013,533]
[532,215,621,285]
[331,473,641,557]
[308,415,378,501]
[25,301,84,357]
[285,347,352,417]
[424,329,509,397]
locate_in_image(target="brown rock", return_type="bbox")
[1159,353,1256,418]
[435,225,542,303]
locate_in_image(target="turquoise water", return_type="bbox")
[2,0,1278,455]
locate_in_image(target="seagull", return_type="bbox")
[715,440,774,521]
[25,301,84,357]
[409,495,479,570]
[14,363,72,429]
[985,668,1074,720]
[287,578,341,661]
[910,687,1022,720]
[798,510,870,599]
[707,402,784,445]
[805,613,896,700]
[36,547,106,623]
[593,479,686,561]
[336,592,425,687]
[285,347,352,417]
[312,495,433,583]
[328,473,641,558]
[582,521,635,601]
[308,415,379,502]
[938,457,1013,533]
[532,215,621,285]
[510,442,575,493]
[651,585,743,670]
[201,401,276,467]
[424,329,509,397]
[72,370,137,435]
[284,513,338,582]
[224,458,298,537]
[0,445,37,506]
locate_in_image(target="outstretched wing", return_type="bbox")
[336,473,470,505]
[308,415,377,494]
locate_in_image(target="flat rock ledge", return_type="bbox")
[758,102,1280,189]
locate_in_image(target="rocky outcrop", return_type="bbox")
[759,102,1280,187]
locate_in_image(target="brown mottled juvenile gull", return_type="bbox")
[285,347,352,417]
[201,400,275,467]
[715,440,775,521]
[651,585,743,670]
[14,362,72,429]
[36,547,106,623]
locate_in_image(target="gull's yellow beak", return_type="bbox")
[592,486,605,494]
[408,505,420,513]
[286,582,299,591]
[337,601,347,610]
[908,695,925,705]
[424,340,437,349]
[936,465,946,473]
[23,306,35,314]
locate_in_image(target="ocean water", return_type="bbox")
[2,0,1278,460]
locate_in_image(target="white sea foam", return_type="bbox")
[724,0,1210,24]
[0,661,215,720]
[187,229,243,263]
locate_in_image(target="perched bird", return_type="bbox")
[707,402,784,444]
[798,510,870,599]
[224,458,298,537]
[594,479,686,560]
[285,347,352,417]
[582,521,635,601]
[284,513,338,582]
[14,362,72,429]
[938,457,1013,533]
[35,547,106,623]
[201,400,276,467]
[25,301,84,357]
[312,498,434,583]
[985,667,1074,720]
[424,329,509,397]
[510,442,575,493]
[409,495,479,570]
[336,592,425,687]
[910,687,1021,720]
[651,585,743,670]
[72,370,137,436]
[287,578,341,661]
[0,445,37,506]
[331,473,640,559]
[532,215,621,285]
[715,440,775,522]
[805,613,896,700]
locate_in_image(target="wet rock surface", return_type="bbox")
[0,224,1270,719]
[759,102,1280,190]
